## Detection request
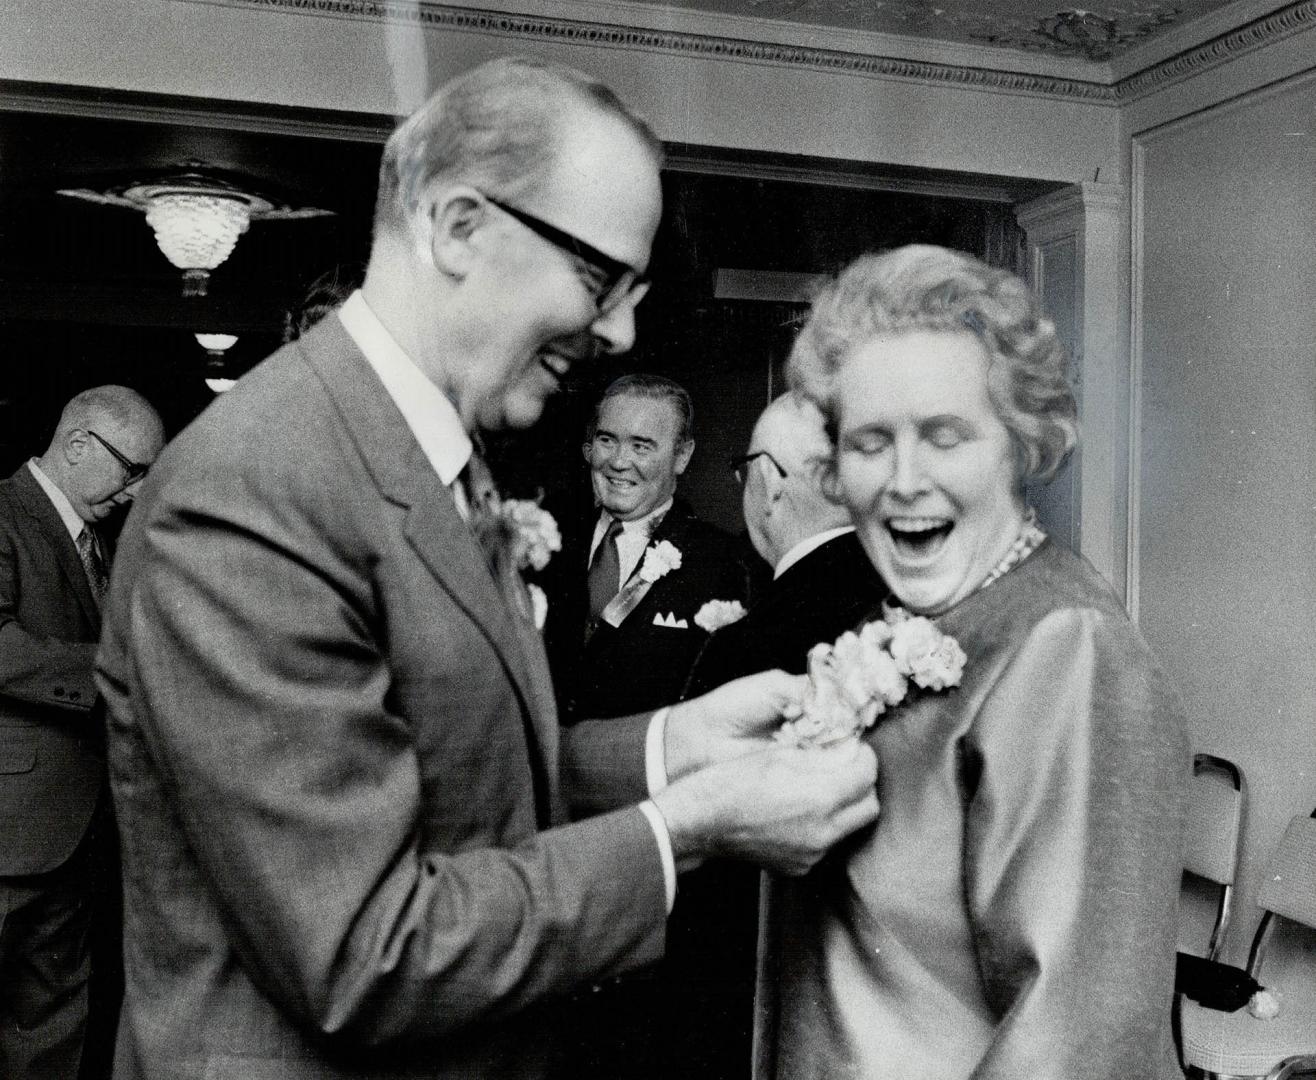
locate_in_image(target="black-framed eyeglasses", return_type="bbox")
[481,193,649,315]
[88,430,150,484]
[731,450,787,486]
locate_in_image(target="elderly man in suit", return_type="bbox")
[685,391,889,697]
[95,56,878,1080]
[545,374,749,725]
[0,385,163,1080]
[643,392,890,1080]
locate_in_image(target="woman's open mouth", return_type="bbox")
[886,516,953,561]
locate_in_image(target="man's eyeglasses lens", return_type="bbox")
[482,194,647,314]
[89,430,149,484]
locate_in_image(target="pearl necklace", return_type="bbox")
[977,509,1047,593]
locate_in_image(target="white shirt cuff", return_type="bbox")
[645,706,670,795]
[637,800,677,912]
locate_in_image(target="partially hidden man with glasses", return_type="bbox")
[0,385,163,1080]
[648,393,890,1080]
[94,56,879,1080]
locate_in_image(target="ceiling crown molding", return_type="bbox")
[192,0,1117,102]
[186,0,1313,105]
[1113,0,1316,99]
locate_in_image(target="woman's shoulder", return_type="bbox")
[941,540,1134,659]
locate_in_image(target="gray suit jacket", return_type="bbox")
[0,463,102,874]
[97,316,667,1079]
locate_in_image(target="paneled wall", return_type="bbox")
[1130,68,1316,973]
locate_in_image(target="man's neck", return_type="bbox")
[774,525,855,579]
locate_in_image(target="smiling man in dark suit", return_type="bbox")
[0,385,163,1080]
[546,374,749,725]
[94,57,878,1080]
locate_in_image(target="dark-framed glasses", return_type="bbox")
[88,430,150,484]
[481,193,649,315]
[731,450,787,486]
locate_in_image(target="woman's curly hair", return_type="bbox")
[788,244,1078,484]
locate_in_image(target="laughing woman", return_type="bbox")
[755,246,1190,1080]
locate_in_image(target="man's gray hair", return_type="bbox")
[590,373,694,446]
[54,385,161,443]
[374,55,663,239]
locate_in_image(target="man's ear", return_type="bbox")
[674,439,695,476]
[763,455,787,505]
[416,186,486,277]
[581,440,594,464]
[64,428,90,465]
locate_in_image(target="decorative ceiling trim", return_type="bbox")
[190,0,1118,102]
[1113,1,1316,99]
[0,79,396,142]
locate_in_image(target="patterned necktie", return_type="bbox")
[588,518,624,619]
[76,526,109,606]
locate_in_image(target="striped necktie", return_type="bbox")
[76,526,109,606]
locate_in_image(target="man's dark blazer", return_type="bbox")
[0,463,103,875]
[683,529,888,698]
[662,530,888,1080]
[95,314,667,1080]
[544,499,750,723]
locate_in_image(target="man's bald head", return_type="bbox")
[742,392,850,569]
[39,385,165,523]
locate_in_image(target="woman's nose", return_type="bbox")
[889,441,930,498]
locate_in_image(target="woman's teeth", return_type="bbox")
[887,518,953,557]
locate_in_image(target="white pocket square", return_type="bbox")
[652,612,689,629]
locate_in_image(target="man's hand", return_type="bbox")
[650,738,879,876]
[664,670,806,781]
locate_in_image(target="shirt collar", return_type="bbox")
[774,525,855,579]
[27,460,85,542]
[596,496,674,538]
[336,290,472,486]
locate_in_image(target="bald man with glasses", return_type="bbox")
[96,57,878,1080]
[0,384,163,1080]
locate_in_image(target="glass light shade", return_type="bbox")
[144,194,252,273]
[195,332,238,353]
[205,377,237,394]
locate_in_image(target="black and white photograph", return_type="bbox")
[0,3,1313,1078]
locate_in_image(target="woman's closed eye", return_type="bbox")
[842,427,891,456]
[923,419,974,450]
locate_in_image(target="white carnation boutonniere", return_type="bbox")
[497,499,562,572]
[638,540,682,583]
[694,599,747,633]
[776,608,966,747]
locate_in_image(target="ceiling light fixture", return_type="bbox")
[58,166,333,297]
[195,332,239,356]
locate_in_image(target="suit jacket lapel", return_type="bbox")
[296,319,561,821]
[11,466,99,627]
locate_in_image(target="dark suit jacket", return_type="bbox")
[657,531,888,1079]
[96,315,667,1080]
[0,464,103,874]
[683,530,889,698]
[544,500,749,722]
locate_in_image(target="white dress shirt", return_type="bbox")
[27,460,84,542]
[337,291,676,907]
[774,525,856,579]
[588,497,673,586]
